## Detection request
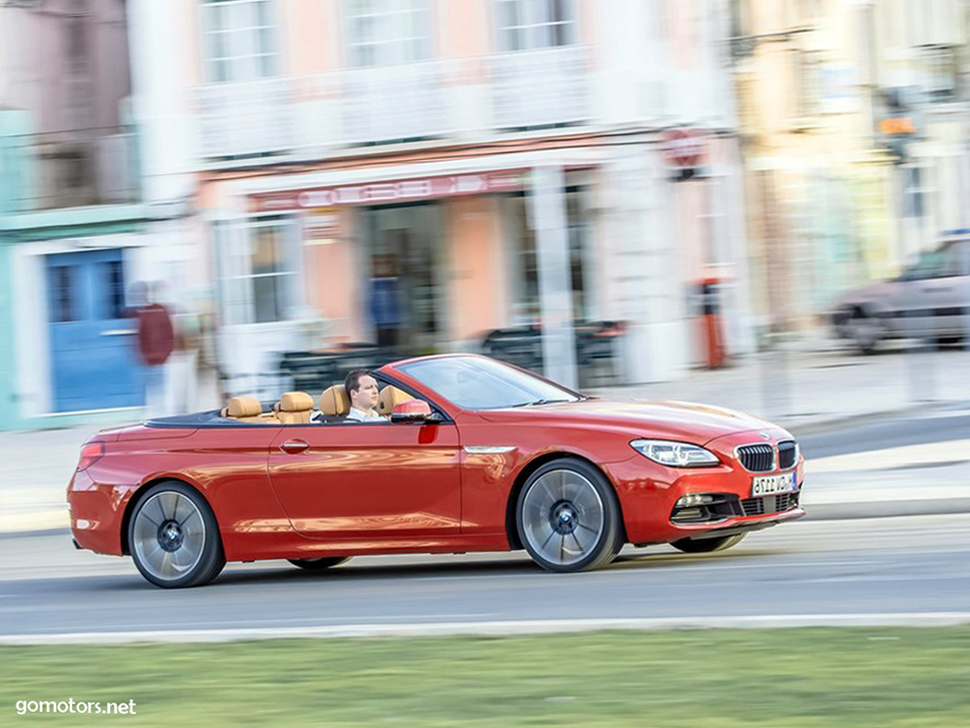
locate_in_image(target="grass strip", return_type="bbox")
[2,627,970,727]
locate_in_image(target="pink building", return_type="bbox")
[128,0,753,387]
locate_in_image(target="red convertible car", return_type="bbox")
[68,355,805,588]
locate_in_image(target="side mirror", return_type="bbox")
[391,400,441,423]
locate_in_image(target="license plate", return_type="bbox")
[751,472,798,497]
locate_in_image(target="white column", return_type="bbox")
[530,165,578,389]
[602,149,689,384]
[126,0,196,205]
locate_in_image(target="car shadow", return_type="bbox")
[35,545,791,594]
[207,546,788,587]
[211,556,541,586]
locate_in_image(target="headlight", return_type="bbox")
[630,439,720,468]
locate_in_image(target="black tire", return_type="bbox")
[128,481,225,589]
[935,335,963,349]
[848,310,883,355]
[671,532,747,554]
[516,458,623,573]
[287,557,351,571]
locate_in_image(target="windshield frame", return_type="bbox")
[392,355,587,412]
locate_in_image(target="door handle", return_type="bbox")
[280,439,309,454]
[100,329,136,336]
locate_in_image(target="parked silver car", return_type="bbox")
[832,237,970,354]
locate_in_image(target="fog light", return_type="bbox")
[676,494,716,508]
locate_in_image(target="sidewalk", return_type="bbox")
[589,341,970,433]
[2,343,968,533]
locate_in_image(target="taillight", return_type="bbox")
[77,442,105,471]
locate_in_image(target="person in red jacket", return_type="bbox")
[131,281,174,416]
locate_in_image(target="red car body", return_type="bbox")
[68,355,805,578]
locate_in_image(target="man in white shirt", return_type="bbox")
[344,370,388,422]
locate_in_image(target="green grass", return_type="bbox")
[3,628,970,727]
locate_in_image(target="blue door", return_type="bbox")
[47,249,142,412]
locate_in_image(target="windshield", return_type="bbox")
[397,357,582,410]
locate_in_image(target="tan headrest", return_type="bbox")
[319,385,350,416]
[377,386,416,416]
[279,391,314,412]
[226,396,262,418]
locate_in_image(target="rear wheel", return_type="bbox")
[129,481,225,588]
[287,557,351,571]
[848,310,883,355]
[671,533,747,554]
[516,458,622,573]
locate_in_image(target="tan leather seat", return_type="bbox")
[377,385,416,416]
[273,391,314,425]
[220,396,282,425]
[319,385,350,417]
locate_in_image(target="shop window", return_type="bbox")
[495,0,577,52]
[793,49,821,119]
[902,165,926,219]
[214,216,300,325]
[201,0,280,83]
[105,260,126,320]
[344,0,433,67]
[504,188,590,322]
[922,45,958,101]
[49,266,78,323]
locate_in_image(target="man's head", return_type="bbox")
[345,370,379,412]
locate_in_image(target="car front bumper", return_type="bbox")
[605,434,807,545]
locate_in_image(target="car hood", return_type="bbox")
[477,398,779,444]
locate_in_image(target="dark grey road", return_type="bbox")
[2,513,968,637]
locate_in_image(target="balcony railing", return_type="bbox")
[197,76,297,160]
[2,127,140,212]
[490,45,591,130]
[340,60,453,146]
[193,47,592,163]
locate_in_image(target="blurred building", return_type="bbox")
[0,0,159,429]
[128,0,754,391]
[731,0,970,334]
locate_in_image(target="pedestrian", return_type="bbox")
[133,280,175,417]
[368,255,403,350]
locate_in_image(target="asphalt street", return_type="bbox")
[1,411,968,640]
[1,514,969,639]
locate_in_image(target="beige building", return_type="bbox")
[732,0,970,335]
[126,0,756,389]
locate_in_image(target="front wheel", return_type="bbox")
[129,481,225,588]
[516,458,623,573]
[848,311,883,355]
[287,557,351,571]
[670,532,747,554]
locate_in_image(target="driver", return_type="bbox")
[344,370,388,423]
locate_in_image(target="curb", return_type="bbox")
[778,402,957,436]
[4,613,970,645]
[804,499,970,521]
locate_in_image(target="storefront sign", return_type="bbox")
[663,128,707,170]
[878,117,916,135]
[303,207,341,244]
[251,171,526,212]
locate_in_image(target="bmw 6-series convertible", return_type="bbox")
[68,355,805,588]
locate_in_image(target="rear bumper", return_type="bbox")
[67,469,136,556]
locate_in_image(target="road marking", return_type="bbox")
[3,613,970,644]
